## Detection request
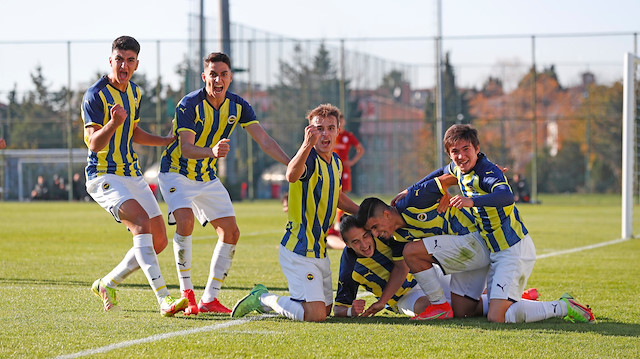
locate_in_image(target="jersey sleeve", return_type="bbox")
[175,97,198,134]
[402,178,443,210]
[298,150,317,182]
[388,238,407,261]
[238,97,258,128]
[335,248,360,306]
[81,90,105,128]
[347,131,360,146]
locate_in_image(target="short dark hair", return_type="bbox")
[356,197,389,226]
[306,104,341,124]
[338,214,361,241]
[204,52,232,69]
[443,124,479,153]
[112,36,140,55]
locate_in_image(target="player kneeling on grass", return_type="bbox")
[231,104,359,322]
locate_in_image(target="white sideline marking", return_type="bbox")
[536,237,630,259]
[54,315,275,359]
[57,237,631,358]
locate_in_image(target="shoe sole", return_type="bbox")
[91,280,119,311]
[162,298,189,317]
[231,293,256,318]
[410,311,453,321]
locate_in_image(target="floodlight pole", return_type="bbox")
[435,0,445,167]
[67,41,74,202]
[622,52,635,239]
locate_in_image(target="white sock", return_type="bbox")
[173,234,193,292]
[133,233,169,304]
[201,241,235,303]
[413,267,447,305]
[104,247,139,288]
[260,293,305,321]
[504,299,568,323]
[481,294,489,316]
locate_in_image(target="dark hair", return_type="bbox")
[112,36,140,55]
[204,52,232,69]
[338,214,361,240]
[306,103,341,124]
[443,124,479,153]
[355,197,389,226]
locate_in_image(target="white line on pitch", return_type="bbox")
[537,237,630,259]
[54,315,276,359]
[56,236,631,358]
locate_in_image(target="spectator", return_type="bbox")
[512,174,530,203]
[31,175,50,200]
[72,172,90,201]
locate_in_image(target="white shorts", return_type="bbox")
[158,172,235,226]
[396,266,452,316]
[486,234,536,301]
[422,231,490,274]
[86,174,162,222]
[278,245,333,305]
[449,265,488,301]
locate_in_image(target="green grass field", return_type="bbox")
[1,195,639,358]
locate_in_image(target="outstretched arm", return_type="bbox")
[245,123,290,165]
[132,126,176,147]
[360,259,409,317]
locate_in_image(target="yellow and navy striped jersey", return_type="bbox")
[335,237,416,313]
[281,149,343,258]
[392,178,478,242]
[81,76,142,180]
[159,89,258,181]
[447,153,528,252]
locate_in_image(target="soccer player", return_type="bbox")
[407,124,595,323]
[83,36,187,316]
[356,178,490,320]
[325,114,366,246]
[334,113,365,194]
[231,103,359,322]
[158,52,290,315]
[0,137,6,149]
[334,214,453,318]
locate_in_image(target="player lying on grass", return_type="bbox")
[335,214,455,317]
[395,124,594,323]
[334,215,539,318]
[357,182,491,320]
[231,103,359,322]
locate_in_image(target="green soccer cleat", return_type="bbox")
[560,293,595,323]
[231,284,269,318]
[160,295,189,317]
[91,279,119,311]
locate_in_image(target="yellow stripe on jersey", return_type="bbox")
[454,160,527,252]
[282,150,342,258]
[160,90,258,181]
[82,77,142,179]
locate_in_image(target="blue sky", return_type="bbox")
[1,0,639,99]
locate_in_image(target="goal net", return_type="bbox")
[622,52,640,239]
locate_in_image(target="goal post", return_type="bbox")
[622,52,639,239]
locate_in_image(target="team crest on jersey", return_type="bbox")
[417,213,428,221]
[306,273,314,281]
[169,187,176,193]
[102,183,110,190]
[227,115,237,124]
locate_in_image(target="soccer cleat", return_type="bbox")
[160,295,189,317]
[560,293,595,323]
[182,289,199,316]
[410,301,453,320]
[521,288,539,301]
[231,284,269,318]
[198,298,232,314]
[91,279,119,311]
